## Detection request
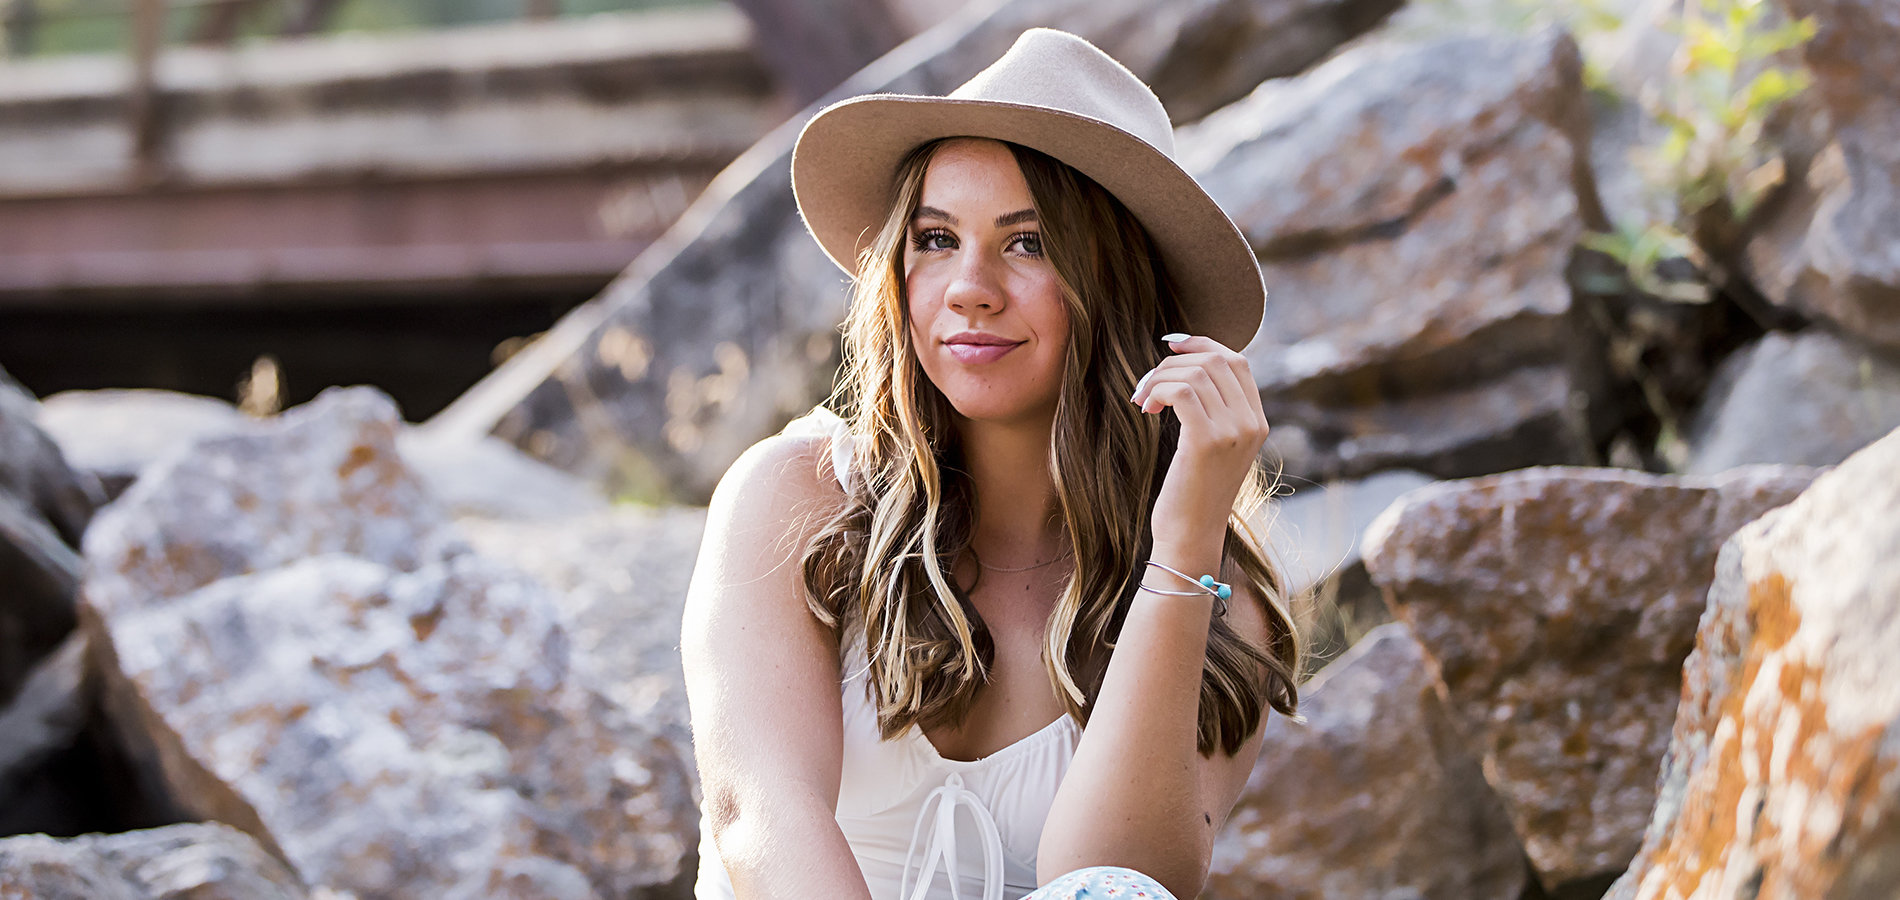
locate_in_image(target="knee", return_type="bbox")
[1031,866,1178,899]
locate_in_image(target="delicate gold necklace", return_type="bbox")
[971,547,1073,573]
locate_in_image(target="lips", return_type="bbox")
[943,332,1025,364]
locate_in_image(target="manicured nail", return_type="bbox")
[1161,332,1189,343]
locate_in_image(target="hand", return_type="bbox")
[1127,333,1269,554]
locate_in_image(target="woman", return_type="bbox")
[683,28,1302,900]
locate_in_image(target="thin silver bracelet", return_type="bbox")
[1139,560,1230,617]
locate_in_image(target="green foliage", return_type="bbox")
[1580,223,1707,302]
[1591,0,1816,297]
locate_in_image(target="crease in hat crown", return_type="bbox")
[946,28,1175,156]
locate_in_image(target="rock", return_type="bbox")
[0,491,82,707]
[1609,426,1900,899]
[1362,464,1818,891]
[80,387,455,620]
[397,430,609,520]
[430,0,1404,503]
[1741,0,1900,350]
[1684,329,1900,474]
[35,390,251,501]
[458,505,708,780]
[1257,469,1430,671]
[0,630,90,799]
[80,387,698,899]
[0,369,98,709]
[1178,29,1614,483]
[0,368,102,549]
[34,387,605,518]
[0,822,307,899]
[1206,623,1528,900]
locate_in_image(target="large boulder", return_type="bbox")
[1609,426,1900,898]
[0,822,307,900]
[80,388,698,900]
[1362,464,1817,892]
[1179,29,1614,482]
[458,505,709,780]
[1206,623,1528,900]
[428,0,1405,503]
[1684,329,1900,474]
[1741,0,1900,350]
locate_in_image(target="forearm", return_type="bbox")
[1036,530,1224,893]
[710,780,875,900]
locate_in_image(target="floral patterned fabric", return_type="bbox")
[1021,866,1177,899]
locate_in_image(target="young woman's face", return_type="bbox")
[904,139,1070,427]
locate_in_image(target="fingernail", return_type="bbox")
[1161,332,1189,343]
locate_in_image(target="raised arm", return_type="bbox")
[682,433,874,900]
[1037,334,1282,898]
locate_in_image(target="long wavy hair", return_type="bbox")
[800,139,1301,756]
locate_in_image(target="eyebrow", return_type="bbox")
[911,206,1039,228]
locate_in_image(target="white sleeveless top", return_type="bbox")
[694,408,1082,900]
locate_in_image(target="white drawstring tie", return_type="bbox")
[900,772,1004,900]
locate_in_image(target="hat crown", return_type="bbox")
[947,28,1175,157]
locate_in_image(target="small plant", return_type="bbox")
[1586,0,1816,297]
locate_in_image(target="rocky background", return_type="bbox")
[3,0,1899,897]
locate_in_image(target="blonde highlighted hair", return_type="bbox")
[800,139,1300,756]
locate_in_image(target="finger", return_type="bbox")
[1131,360,1223,412]
[1169,336,1268,433]
[1161,333,1231,355]
[1133,352,1248,418]
[1140,381,1214,434]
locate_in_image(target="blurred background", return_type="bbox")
[0,0,963,418]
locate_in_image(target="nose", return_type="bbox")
[943,248,1005,315]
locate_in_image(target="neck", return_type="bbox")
[955,411,1066,566]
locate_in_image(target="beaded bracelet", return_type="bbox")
[1139,560,1230,617]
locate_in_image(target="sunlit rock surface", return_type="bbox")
[1609,427,1900,899]
[0,822,307,900]
[1683,329,1900,474]
[1362,464,1816,891]
[459,505,709,785]
[1181,29,1611,483]
[35,390,251,501]
[1207,623,1528,900]
[79,388,697,899]
[1742,0,1900,350]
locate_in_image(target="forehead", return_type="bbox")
[918,139,1033,214]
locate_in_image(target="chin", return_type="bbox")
[941,391,1057,426]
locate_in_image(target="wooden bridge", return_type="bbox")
[0,4,782,305]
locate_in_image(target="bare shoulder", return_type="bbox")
[694,430,850,600]
[710,430,849,529]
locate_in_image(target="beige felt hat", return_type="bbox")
[791,27,1266,351]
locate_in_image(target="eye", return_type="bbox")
[910,228,957,252]
[1010,232,1044,257]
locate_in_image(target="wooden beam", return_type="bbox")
[2,0,40,57]
[128,0,166,184]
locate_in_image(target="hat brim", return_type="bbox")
[791,95,1266,352]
